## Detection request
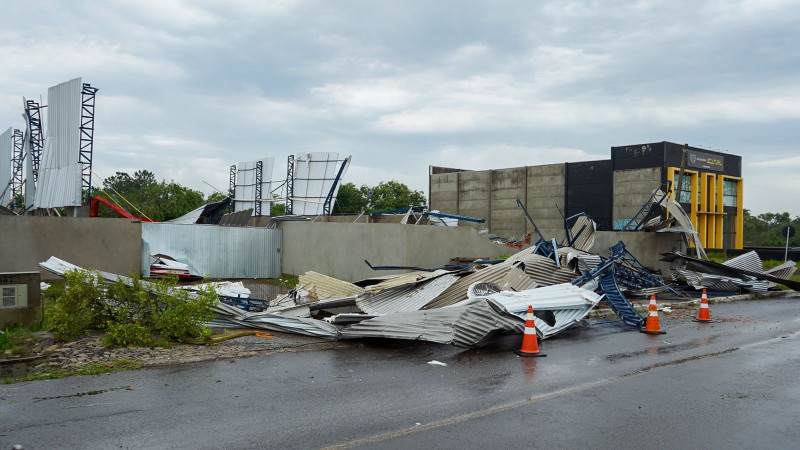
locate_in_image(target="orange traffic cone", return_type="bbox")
[515,305,546,357]
[640,294,666,335]
[693,289,713,323]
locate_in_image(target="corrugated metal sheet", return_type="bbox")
[765,260,797,279]
[213,302,341,338]
[563,215,596,252]
[0,127,12,205]
[36,78,83,208]
[365,269,452,292]
[422,262,521,309]
[498,264,538,291]
[342,298,525,347]
[141,223,281,278]
[356,273,460,315]
[764,260,797,288]
[234,157,274,214]
[291,152,350,215]
[521,254,580,286]
[663,192,707,259]
[296,271,365,300]
[219,209,253,226]
[722,251,763,272]
[477,283,603,339]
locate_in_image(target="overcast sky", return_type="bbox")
[2,0,799,216]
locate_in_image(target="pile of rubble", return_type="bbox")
[39,204,798,349]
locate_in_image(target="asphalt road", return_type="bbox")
[2,295,799,449]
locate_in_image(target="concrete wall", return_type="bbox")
[527,164,566,230]
[458,170,491,231]
[279,222,684,282]
[612,168,662,230]
[428,164,567,238]
[279,221,512,282]
[429,172,458,215]
[0,216,142,280]
[490,167,527,238]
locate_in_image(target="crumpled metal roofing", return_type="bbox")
[364,269,453,292]
[421,262,520,309]
[296,271,365,301]
[341,298,524,347]
[722,251,763,272]
[213,302,342,338]
[356,273,460,315]
[661,191,707,259]
[474,283,603,339]
[520,254,579,286]
[563,215,596,252]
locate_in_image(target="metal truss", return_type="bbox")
[229,164,237,213]
[11,129,23,208]
[78,83,98,203]
[285,154,294,215]
[254,160,263,216]
[24,100,44,183]
[322,157,349,215]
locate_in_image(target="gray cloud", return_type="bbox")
[1,0,799,215]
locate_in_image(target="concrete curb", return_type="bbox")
[590,290,795,318]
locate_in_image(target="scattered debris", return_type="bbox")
[663,251,800,293]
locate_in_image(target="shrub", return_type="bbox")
[49,270,218,346]
[49,271,110,340]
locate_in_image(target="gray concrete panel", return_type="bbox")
[429,173,458,214]
[490,168,527,238]
[279,221,511,282]
[613,168,662,229]
[527,164,565,230]
[0,216,142,280]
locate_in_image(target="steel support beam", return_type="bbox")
[79,83,98,204]
[254,160,263,216]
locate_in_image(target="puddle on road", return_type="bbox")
[605,335,721,362]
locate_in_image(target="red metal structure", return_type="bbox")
[89,196,156,222]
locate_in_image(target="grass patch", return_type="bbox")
[2,359,143,384]
[266,274,298,289]
[0,328,41,358]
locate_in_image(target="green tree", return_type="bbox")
[206,191,229,204]
[335,182,369,214]
[743,209,800,247]
[96,170,207,221]
[364,180,426,212]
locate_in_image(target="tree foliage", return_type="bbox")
[743,209,799,247]
[334,181,426,214]
[95,170,207,222]
[50,270,217,346]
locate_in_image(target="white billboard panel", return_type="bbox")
[35,77,83,208]
[234,157,274,215]
[0,127,12,205]
[291,152,350,215]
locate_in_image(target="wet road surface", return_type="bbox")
[2,295,799,449]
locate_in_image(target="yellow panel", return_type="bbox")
[736,179,744,249]
[715,176,724,249]
[707,174,717,249]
